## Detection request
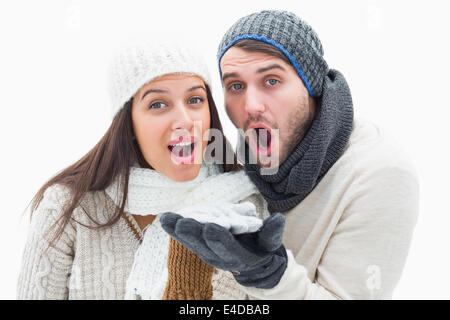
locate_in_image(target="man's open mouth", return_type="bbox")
[248,124,272,156]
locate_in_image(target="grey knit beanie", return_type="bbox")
[217,10,328,97]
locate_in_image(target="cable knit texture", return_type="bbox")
[17,185,140,299]
[17,119,419,300]
[17,165,269,300]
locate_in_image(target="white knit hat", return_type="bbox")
[107,38,212,119]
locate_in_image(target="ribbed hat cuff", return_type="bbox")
[218,34,316,97]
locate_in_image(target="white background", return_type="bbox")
[1,0,449,299]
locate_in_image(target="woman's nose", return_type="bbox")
[171,103,194,131]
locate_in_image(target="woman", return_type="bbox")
[17,40,269,299]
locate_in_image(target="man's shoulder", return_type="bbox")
[340,117,418,179]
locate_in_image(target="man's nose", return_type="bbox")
[244,86,265,115]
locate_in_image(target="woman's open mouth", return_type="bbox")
[248,125,272,157]
[168,139,197,165]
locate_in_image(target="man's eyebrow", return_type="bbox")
[141,89,167,101]
[187,85,206,92]
[222,72,239,82]
[257,64,286,73]
[222,64,285,82]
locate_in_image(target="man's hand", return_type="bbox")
[160,212,288,289]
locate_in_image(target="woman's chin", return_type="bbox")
[165,163,202,182]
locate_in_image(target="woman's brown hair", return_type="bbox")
[28,83,241,251]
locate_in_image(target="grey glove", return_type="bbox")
[160,212,288,289]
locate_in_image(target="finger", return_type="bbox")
[203,223,263,267]
[159,212,184,236]
[257,213,286,252]
[174,218,223,266]
[235,255,287,289]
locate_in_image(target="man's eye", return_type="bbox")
[188,97,204,104]
[230,83,244,91]
[149,101,166,109]
[266,79,279,86]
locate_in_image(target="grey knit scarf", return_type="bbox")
[244,69,354,213]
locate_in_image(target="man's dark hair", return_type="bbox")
[234,39,292,66]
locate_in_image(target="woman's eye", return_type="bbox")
[230,83,244,91]
[149,101,166,109]
[188,97,203,104]
[266,79,279,86]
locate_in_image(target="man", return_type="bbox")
[161,10,419,299]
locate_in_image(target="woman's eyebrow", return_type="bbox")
[140,85,205,101]
[141,89,167,101]
[187,85,206,92]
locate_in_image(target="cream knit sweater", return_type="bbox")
[16,182,266,300]
[240,118,420,299]
[17,117,419,300]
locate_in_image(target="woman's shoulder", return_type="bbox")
[28,184,76,239]
[37,183,73,213]
[38,183,117,225]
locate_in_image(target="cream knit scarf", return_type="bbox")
[104,162,260,300]
[105,162,259,216]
